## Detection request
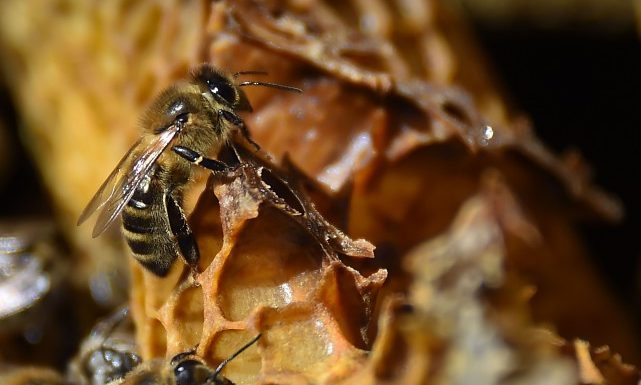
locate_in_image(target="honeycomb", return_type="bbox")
[130,146,386,384]
[0,0,639,384]
[202,0,636,361]
[337,174,580,385]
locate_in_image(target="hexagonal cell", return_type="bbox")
[218,208,324,322]
[208,329,262,385]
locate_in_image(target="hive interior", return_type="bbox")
[0,0,638,384]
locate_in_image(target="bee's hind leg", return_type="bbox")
[165,192,200,275]
[172,145,230,173]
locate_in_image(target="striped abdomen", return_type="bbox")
[121,174,177,276]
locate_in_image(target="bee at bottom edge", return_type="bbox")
[77,64,300,276]
[0,328,260,385]
[108,333,261,385]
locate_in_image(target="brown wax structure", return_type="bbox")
[0,0,638,384]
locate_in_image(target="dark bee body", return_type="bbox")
[77,65,298,276]
[121,167,173,275]
[120,161,197,276]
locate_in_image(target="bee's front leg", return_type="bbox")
[219,109,261,151]
[172,145,233,173]
[172,145,230,173]
[165,192,200,274]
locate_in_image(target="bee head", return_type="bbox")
[172,357,213,385]
[193,64,252,112]
[169,334,260,385]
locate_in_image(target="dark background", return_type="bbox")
[474,25,641,319]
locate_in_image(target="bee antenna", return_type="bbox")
[99,306,130,365]
[233,70,268,78]
[210,334,261,381]
[238,81,302,93]
[170,345,199,367]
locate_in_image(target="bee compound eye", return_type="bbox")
[207,79,236,106]
[195,65,237,106]
[174,359,206,385]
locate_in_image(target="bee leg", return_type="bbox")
[165,192,200,273]
[219,109,261,151]
[172,145,230,173]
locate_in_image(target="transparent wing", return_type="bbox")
[77,126,181,237]
[77,139,142,227]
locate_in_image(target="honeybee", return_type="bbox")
[0,307,135,385]
[111,334,260,385]
[77,65,299,276]
[1,306,259,385]
[67,307,141,385]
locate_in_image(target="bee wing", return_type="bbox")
[77,139,141,227]
[77,126,181,238]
